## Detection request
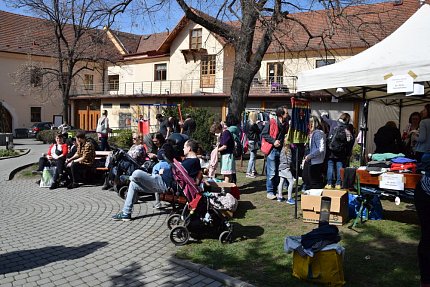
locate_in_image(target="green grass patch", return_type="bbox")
[0,149,21,157]
[15,164,39,179]
[176,156,420,287]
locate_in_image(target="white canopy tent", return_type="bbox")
[297,4,430,98]
[297,4,430,160]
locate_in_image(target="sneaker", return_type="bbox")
[49,182,58,190]
[286,199,296,205]
[112,212,131,221]
[324,184,333,190]
[335,185,342,190]
[277,196,285,202]
[266,193,277,200]
[153,202,164,209]
[101,183,112,190]
[67,183,79,189]
[246,173,256,179]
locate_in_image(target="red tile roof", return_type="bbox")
[0,10,138,59]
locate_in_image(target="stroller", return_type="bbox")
[106,149,155,202]
[165,158,234,246]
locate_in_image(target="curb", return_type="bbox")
[8,162,37,181]
[171,257,255,287]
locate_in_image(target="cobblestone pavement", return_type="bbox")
[0,139,244,287]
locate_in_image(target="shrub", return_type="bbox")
[37,130,58,144]
[164,106,216,153]
[0,149,19,157]
[108,129,133,149]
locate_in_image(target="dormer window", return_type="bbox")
[190,28,202,49]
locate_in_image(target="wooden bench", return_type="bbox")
[95,151,112,172]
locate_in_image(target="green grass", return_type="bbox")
[0,149,20,157]
[176,156,420,287]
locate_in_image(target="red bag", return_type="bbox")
[261,118,278,155]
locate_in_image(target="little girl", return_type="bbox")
[277,141,295,205]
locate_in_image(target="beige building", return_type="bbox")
[0,0,423,134]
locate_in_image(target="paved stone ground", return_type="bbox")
[0,139,251,287]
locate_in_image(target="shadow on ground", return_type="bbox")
[0,242,108,274]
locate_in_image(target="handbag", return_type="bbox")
[261,118,279,155]
[40,166,56,188]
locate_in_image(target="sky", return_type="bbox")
[0,1,184,35]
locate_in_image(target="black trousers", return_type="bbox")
[303,161,324,189]
[415,183,430,284]
[69,162,92,184]
[37,157,66,183]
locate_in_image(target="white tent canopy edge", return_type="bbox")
[297,4,430,95]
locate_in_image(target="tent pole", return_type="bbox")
[294,145,299,219]
[399,99,403,130]
[360,89,369,166]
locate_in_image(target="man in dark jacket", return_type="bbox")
[261,106,289,200]
[374,121,402,154]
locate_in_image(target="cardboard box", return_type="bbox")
[205,181,240,199]
[301,190,348,225]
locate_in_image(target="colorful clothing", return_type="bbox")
[77,140,96,166]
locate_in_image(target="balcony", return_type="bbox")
[69,76,297,97]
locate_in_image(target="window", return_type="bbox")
[119,113,132,128]
[316,59,335,68]
[190,28,202,49]
[154,64,167,81]
[200,55,216,88]
[30,67,42,87]
[120,103,130,109]
[267,62,283,84]
[103,103,112,109]
[108,75,119,91]
[30,107,41,122]
[84,74,94,90]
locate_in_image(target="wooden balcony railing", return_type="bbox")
[69,76,297,97]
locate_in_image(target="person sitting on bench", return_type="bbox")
[112,143,175,221]
[65,131,96,189]
[33,133,68,190]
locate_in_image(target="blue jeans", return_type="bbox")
[246,141,257,174]
[326,159,344,186]
[123,170,166,215]
[266,148,280,194]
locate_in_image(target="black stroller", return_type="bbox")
[106,149,155,202]
[165,159,234,246]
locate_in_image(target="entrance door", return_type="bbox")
[267,62,283,85]
[0,105,12,133]
[77,109,100,131]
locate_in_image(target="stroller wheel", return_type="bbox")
[219,230,233,244]
[167,214,183,230]
[169,226,190,246]
[118,186,138,204]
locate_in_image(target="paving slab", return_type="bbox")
[0,138,255,287]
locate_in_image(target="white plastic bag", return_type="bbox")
[40,167,56,188]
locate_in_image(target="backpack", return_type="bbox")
[229,130,243,159]
[328,126,351,157]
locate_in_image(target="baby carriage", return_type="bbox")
[165,158,235,246]
[106,149,155,202]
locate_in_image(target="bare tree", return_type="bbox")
[173,0,406,116]
[7,0,132,121]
